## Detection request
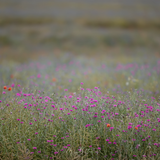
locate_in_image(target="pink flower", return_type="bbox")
[128,125,132,129]
[35,132,38,134]
[110,127,114,131]
[33,147,37,149]
[97,147,101,150]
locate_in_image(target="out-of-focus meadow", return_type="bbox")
[0,0,160,93]
[0,1,160,160]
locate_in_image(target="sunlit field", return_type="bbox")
[0,52,160,160]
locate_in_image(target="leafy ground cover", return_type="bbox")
[0,54,160,160]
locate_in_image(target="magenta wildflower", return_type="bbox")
[33,147,37,149]
[89,145,92,147]
[38,151,41,153]
[110,127,114,131]
[128,125,132,129]
[17,119,20,121]
[27,139,31,141]
[54,152,58,154]
[35,132,38,134]
[97,147,101,150]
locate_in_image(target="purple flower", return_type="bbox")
[128,125,132,129]
[97,147,101,150]
[17,119,20,121]
[33,147,37,149]
[35,132,38,134]
[110,127,114,131]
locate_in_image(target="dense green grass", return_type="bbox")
[0,54,160,159]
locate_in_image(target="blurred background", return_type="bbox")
[0,0,160,62]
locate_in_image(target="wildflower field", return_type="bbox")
[0,52,160,160]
